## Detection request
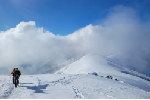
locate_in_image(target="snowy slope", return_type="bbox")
[54,54,120,74]
[0,54,150,99]
[55,54,150,92]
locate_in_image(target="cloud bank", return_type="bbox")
[0,5,150,75]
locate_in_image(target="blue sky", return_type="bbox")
[0,0,150,36]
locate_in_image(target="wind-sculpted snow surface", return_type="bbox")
[0,76,14,99]
[0,74,150,99]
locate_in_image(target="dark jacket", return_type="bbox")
[13,69,21,77]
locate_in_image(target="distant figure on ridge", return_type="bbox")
[11,68,21,85]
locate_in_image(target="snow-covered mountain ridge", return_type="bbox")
[55,54,121,74]
[55,53,150,92]
[0,54,150,99]
[55,53,150,81]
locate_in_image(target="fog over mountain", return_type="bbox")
[0,5,150,76]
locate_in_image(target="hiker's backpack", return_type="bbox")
[14,70,20,78]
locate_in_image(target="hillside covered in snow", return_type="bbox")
[0,54,150,99]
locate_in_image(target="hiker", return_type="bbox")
[11,68,21,84]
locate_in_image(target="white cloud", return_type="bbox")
[0,5,150,75]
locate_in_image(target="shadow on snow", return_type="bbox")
[20,83,49,93]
